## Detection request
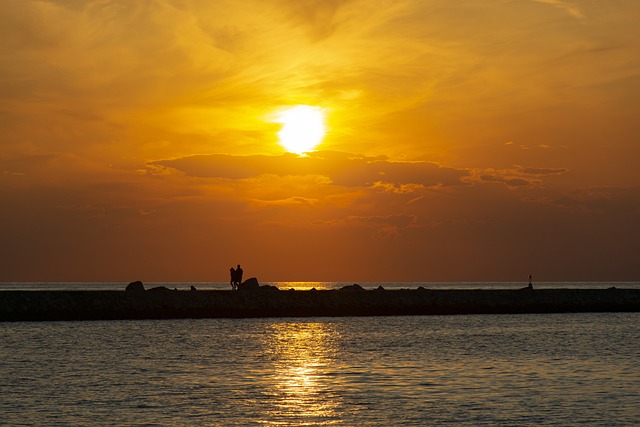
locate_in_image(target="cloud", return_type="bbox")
[317,213,417,238]
[521,167,568,175]
[277,0,352,41]
[472,166,568,188]
[530,0,586,20]
[477,172,531,187]
[250,196,319,207]
[503,178,531,188]
[553,187,640,214]
[149,151,469,188]
[371,182,426,194]
[345,214,416,228]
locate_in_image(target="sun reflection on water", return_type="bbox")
[258,322,341,425]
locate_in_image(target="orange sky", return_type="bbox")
[1,0,639,282]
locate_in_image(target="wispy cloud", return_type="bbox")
[530,0,586,20]
[470,166,568,188]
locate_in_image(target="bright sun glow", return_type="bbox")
[274,105,326,155]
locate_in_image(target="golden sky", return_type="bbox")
[1,0,639,281]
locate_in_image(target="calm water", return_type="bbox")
[1,313,638,426]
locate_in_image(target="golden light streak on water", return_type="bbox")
[259,322,341,425]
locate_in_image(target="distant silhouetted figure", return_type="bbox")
[236,264,243,286]
[528,274,533,289]
[230,267,237,290]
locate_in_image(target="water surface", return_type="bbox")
[1,313,638,426]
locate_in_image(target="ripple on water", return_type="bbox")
[0,314,639,426]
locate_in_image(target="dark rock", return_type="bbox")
[259,285,279,291]
[190,285,197,291]
[376,285,386,291]
[339,283,365,291]
[126,281,145,292]
[238,277,260,291]
[148,286,171,292]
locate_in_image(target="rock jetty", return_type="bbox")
[1,281,639,322]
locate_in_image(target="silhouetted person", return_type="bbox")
[236,264,243,286]
[528,274,533,289]
[230,267,237,290]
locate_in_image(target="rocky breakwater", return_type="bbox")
[1,281,639,322]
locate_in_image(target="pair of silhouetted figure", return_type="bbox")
[230,264,243,290]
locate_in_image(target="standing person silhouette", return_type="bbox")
[236,264,243,287]
[230,267,237,290]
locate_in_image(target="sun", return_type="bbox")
[273,105,326,155]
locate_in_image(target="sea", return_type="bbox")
[1,282,639,426]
